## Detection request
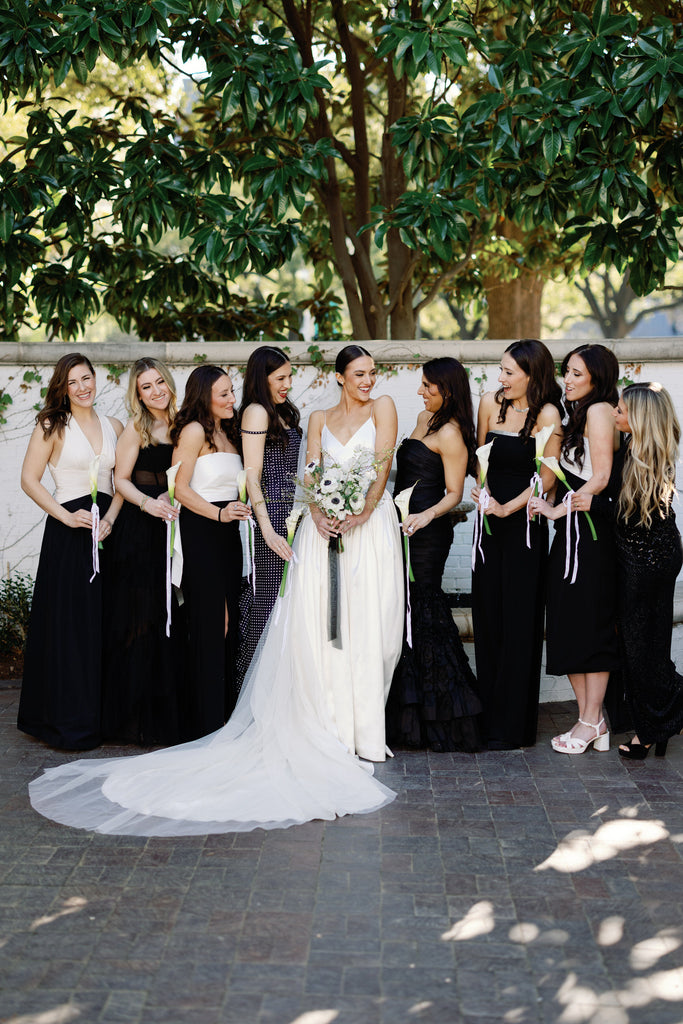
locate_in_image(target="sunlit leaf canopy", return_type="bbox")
[0,0,681,342]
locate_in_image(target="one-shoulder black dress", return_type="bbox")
[386,439,482,751]
[101,443,188,745]
[471,431,548,749]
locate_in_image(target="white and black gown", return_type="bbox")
[18,414,117,751]
[28,418,404,835]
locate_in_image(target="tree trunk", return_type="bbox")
[484,221,544,339]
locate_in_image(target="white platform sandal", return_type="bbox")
[551,717,610,754]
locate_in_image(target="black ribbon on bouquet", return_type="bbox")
[327,535,343,649]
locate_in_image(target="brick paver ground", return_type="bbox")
[2,682,683,1024]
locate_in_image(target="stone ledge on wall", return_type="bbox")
[2,335,683,366]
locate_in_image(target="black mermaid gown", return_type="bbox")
[101,444,188,746]
[471,431,548,749]
[615,504,683,745]
[235,428,301,689]
[386,439,482,751]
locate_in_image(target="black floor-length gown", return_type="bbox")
[101,443,188,745]
[471,431,548,749]
[236,427,300,689]
[177,452,243,741]
[615,503,683,745]
[386,439,482,751]
[545,445,619,677]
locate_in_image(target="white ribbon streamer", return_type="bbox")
[526,471,543,549]
[562,490,580,584]
[89,502,100,583]
[405,543,413,650]
[471,491,490,570]
[165,519,172,637]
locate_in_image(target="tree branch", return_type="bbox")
[413,234,477,315]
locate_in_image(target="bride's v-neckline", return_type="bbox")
[323,417,373,449]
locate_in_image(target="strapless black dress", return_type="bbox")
[471,431,547,749]
[386,439,482,752]
[101,444,188,745]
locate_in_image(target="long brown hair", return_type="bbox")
[560,344,619,471]
[422,357,477,477]
[37,353,96,439]
[171,365,240,452]
[495,339,563,440]
[239,346,300,448]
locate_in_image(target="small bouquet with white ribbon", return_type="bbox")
[540,456,597,584]
[237,468,256,595]
[526,424,554,548]
[472,440,493,569]
[394,484,416,648]
[88,455,101,583]
[165,462,181,636]
[273,504,304,626]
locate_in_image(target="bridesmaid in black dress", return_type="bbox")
[529,345,620,754]
[236,346,302,688]
[102,358,187,745]
[386,357,482,751]
[171,366,252,740]
[611,383,683,759]
[471,340,563,749]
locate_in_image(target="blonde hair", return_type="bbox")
[619,382,680,528]
[126,358,178,448]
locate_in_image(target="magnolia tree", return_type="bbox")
[0,0,681,342]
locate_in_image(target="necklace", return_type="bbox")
[511,404,529,413]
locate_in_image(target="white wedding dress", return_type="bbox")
[29,418,404,836]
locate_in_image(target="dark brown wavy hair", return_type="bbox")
[37,353,96,439]
[561,344,619,471]
[495,339,563,441]
[239,346,301,448]
[423,357,477,477]
[170,365,240,452]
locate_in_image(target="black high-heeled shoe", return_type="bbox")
[618,738,668,760]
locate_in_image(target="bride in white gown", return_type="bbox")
[29,346,404,836]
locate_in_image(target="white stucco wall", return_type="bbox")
[2,337,682,701]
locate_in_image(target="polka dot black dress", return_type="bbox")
[235,427,301,688]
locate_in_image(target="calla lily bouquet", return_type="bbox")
[530,424,554,521]
[394,484,417,583]
[540,457,597,541]
[476,440,494,536]
[278,504,305,599]
[236,467,256,593]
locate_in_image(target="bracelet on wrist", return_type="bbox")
[140,496,149,512]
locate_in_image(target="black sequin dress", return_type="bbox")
[615,500,683,745]
[236,428,301,688]
[101,443,188,745]
[471,431,548,749]
[386,439,482,751]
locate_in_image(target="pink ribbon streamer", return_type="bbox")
[526,472,543,549]
[89,502,100,583]
[562,490,580,584]
[472,491,490,569]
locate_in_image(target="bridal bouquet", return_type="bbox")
[302,448,378,549]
